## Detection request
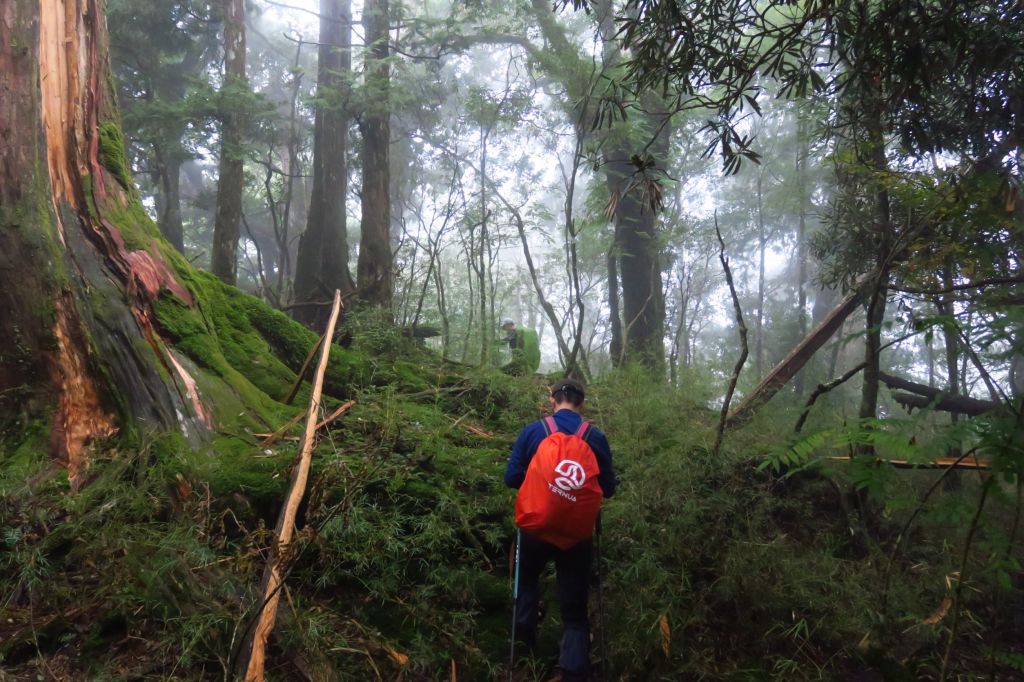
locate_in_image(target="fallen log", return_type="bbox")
[827,455,990,470]
[727,278,868,427]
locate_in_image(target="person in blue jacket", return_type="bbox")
[505,378,617,681]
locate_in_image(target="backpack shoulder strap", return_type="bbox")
[574,420,592,441]
[541,416,557,436]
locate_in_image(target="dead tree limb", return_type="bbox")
[879,371,998,416]
[794,362,867,433]
[241,290,342,682]
[714,218,748,456]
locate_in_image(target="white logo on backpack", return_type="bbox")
[553,459,586,491]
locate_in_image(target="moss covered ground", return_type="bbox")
[1,300,1023,680]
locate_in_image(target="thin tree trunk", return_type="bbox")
[856,115,893,455]
[715,219,748,455]
[154,145,186,252]
[433,257,450,360]
[794,112,809,397]
[478,126,490,366]
[277,39,305,300]
[211,0,247,285]
[755,170,766,378]
[937,262,962,489]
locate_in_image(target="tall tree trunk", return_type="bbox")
[0,0,209,485]
[607,160,666,370]
[211,0,247,285]
[357,0,392,309]
[293,0,355,327]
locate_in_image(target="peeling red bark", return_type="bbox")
[51,296,118,488]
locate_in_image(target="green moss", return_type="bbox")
[205,434,290,505]
[98,122,133,191]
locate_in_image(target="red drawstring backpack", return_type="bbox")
[514,416,603,549]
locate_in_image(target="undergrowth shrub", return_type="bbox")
[2,348,1020,681]
[0,438,244,678]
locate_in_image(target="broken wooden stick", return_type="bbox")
[314,400,356,431]
[827,454,990,470]
[241,289,342,682]
[257,400,356,447]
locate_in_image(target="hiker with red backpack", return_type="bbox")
[505,379,617,682]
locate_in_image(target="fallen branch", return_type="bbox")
[446,415,496,439]
[714,216,748,456]
[240,290,342,682]
[827,454,989,469]
[258,409,309,447]
[282,332,326,405]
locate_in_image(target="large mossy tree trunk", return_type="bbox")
[0,0,210,485]
[292,0,355,328]
[0,0,356,489]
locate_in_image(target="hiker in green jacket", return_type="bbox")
[499,318,541,374]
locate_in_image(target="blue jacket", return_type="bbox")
[504,408,617,497]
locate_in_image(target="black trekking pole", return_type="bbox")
[595,515,608,682]
[508,528,521,682]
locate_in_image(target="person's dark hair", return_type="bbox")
[550,378,585,407]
